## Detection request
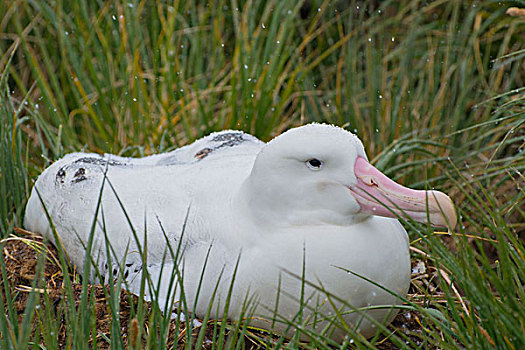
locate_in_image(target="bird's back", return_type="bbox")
[24,130,263,283]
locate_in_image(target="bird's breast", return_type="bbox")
[228,216,410,336]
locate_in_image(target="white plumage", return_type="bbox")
[24,123,456,341]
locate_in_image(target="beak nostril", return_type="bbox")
[361,176,378,186]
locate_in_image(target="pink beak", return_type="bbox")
[349,157,457,228]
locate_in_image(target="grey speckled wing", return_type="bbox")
[155,130,263,165]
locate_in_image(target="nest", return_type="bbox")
[2,229,433,349]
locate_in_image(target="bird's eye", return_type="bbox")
[306,158,323,170]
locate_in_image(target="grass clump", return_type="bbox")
[1,0,524,349]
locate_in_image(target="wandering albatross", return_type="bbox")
[24,123,456,341]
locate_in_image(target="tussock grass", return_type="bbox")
[1,0,524,348]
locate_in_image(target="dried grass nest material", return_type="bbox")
[2,230,433,349]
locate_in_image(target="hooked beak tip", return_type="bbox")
[430,191,457,229]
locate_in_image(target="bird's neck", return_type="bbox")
[233,177,282,232]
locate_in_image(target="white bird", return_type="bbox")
[24,123,456,342]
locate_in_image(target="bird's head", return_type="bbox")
[244,124,456,229]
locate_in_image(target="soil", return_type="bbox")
[2,230,438,349]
